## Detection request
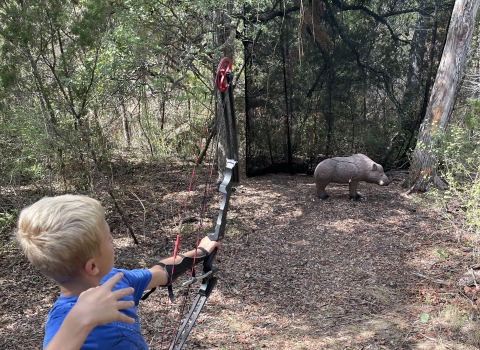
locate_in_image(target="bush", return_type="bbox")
[435,99,480,230]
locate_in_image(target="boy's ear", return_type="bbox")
[84,258,100,276]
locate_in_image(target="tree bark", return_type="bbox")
[407,0,480,191]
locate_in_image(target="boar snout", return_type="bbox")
[379,177,390,186]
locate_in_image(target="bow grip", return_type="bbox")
[203,247,218,269]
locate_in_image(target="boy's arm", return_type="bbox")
[45,273,134,350]
[146,236,220,290]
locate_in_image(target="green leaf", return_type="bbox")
[436,248,446,260]
[420,313,430,323]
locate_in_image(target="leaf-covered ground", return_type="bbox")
[1,161,480,349]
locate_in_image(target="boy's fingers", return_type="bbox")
[102,272,124,288]
[116,300,135,310]
[113,287,134,299]
[117,313,135,324]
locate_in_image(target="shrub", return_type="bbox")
[435,99,480,231]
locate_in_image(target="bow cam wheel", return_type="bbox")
[216,57,232,92]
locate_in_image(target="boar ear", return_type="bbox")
[372,164,378,171]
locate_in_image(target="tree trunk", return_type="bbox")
[325,70,334,157]
[282,17,293,173]
[407,0,479,191]
[417,4,440,132]
[386,0,429,166]
[244,13,253,175]
[120,98,131,149]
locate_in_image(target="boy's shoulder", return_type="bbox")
[49,295,78,316]
[43,295,78,348]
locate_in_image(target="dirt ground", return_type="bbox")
[1,161,480,349]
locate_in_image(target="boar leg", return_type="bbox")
[316,182,330,199]
[349,181,362,200]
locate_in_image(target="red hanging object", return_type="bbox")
[215,57,232,92]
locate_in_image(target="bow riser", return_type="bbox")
[208,158,239,242]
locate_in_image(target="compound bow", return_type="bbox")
[167,57,239,349]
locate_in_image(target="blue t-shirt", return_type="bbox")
[43,268,153,350]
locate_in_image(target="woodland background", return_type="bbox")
[0,0,480,192]
[2,0,480,349]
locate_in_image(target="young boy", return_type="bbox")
[16,194,220,349]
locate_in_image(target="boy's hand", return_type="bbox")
[147,236,222,290]
[198,236,222,254]
[75,272,135,327]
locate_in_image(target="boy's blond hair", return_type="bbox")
[16,195,105,284]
